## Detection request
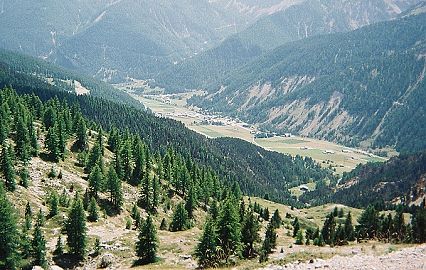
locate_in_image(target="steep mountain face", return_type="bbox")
[301,152,426,208]
[155,0,422,92]
[190,13,426,153]
[0,0,299,82]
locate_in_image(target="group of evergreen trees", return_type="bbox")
[195,195,283,267]
[291,206,426,249]
[356,205,426,244]
[0,86,230,268]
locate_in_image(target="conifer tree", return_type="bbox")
[139,172,153,212]
[32,213,47,268]
[292,217,300,237]
[263,207,270,221]
[25,202,32,230]
[120,140,133,183]
[88,197,99,222]
[209,200,219,221]
[15,116,31,163]
[356,205,379,240]
[185,186,196,219]
[65,194,87,259]
[20,224,31,260]
[0,183,21,269]
[19,167,30,188]
[411,209,426,243]
[113,151,124,180]
[195,217,218,268]
[42,106,56,130]
[86,143,103,174]
[152,175,160,213]
[216,199,241,262]
[75,116,88,151]
[160,218,168,230]
[344,212,355,241]
[393,210,406,242]
[36,209,45,227]
[264,221,277,252]
[54,235,64,256]
[0,105,10,143]
[295,230,304,245]
[322,214,336,245]
[106,166,123,211]
[170,202,189,232]
[239,200,246,222]
[45,126,60,162]
[1,142,16,191]
[88,165,103,200]
[96,129,104,156]
[28,117,38,156]
[271,209,282,229]
[131,138,145,186]
[241,209,260,258]
[56,116,67,160]
[49,191,59,218]
[135,215,157,265]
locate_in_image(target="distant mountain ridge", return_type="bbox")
[155,0,423,92]
[0,0,303,82]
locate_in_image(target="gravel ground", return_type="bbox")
[261,244,426,270]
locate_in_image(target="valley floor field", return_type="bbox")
[123,90,386,175]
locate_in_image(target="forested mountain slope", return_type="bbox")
[0,52,334,204]
[0,49,140,108]
[190,12,426,153]
[301,152,426,208]
[155,0,422,92]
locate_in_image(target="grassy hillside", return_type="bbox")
[190,12,426,153]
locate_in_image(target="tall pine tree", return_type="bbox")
[1,142,16,191]
[65,194,87,259]
[135,215,157,265]
[0,182,21,269]
[195,217,218,268]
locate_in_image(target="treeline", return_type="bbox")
[300,152,426,208]
[7,83,333,205]
[195,196,283,267]
[290,206,426,249]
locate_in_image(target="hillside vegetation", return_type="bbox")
[1,50,335,205]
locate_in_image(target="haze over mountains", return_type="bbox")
[1,0,424,153]
[0,0,300,82]
[0,0,420,82]
[1,1,426,269]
